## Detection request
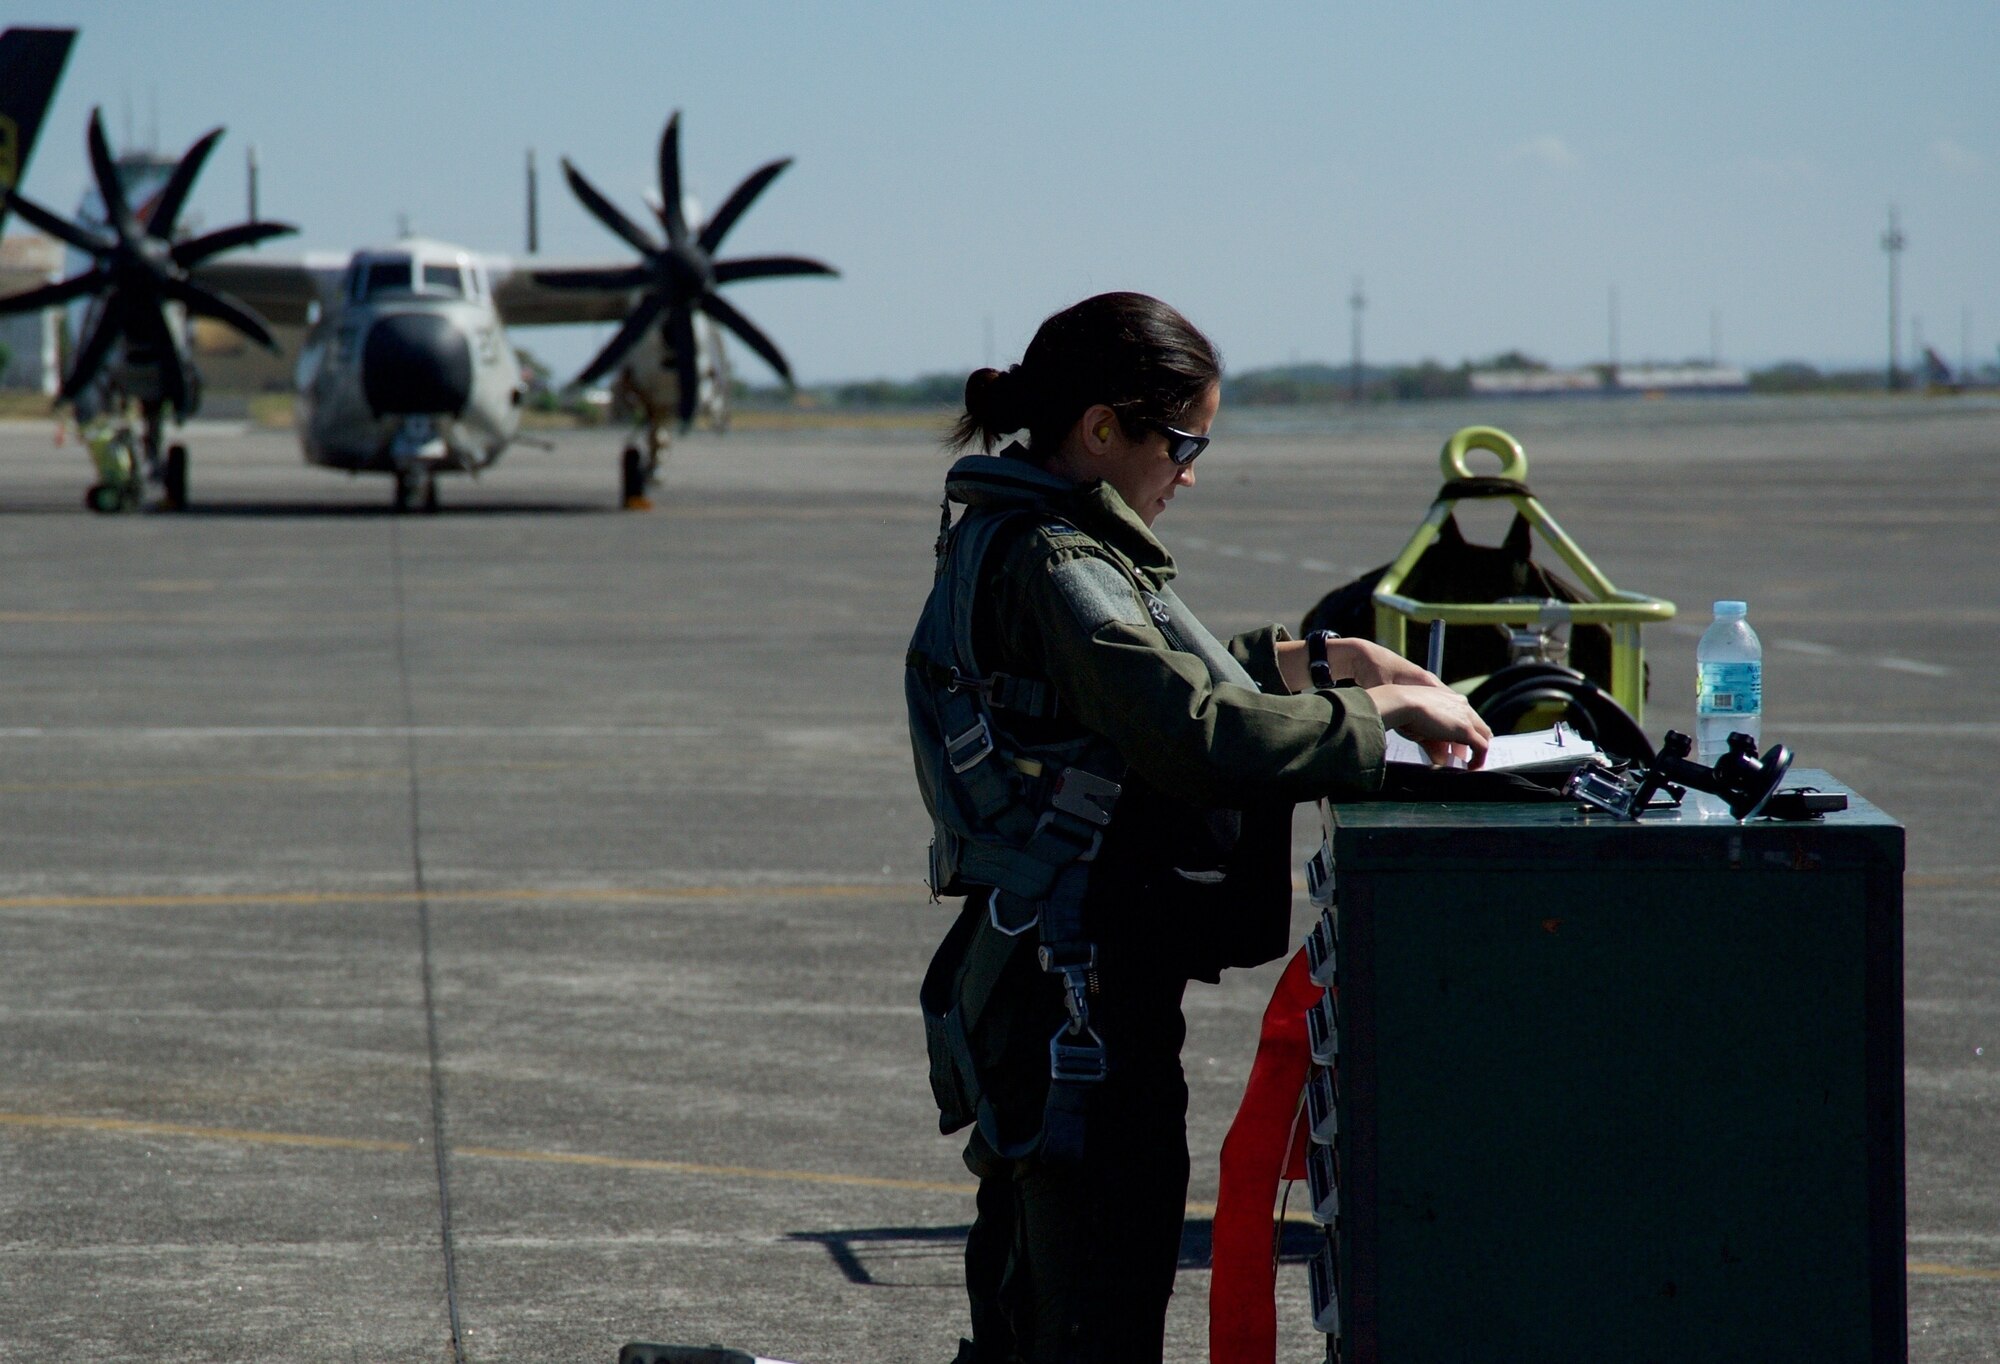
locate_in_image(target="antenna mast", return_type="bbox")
[1348,277,1365,404]
[1881,207,1906,391]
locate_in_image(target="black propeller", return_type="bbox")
[536,112,836,427]
[0,108,295,417]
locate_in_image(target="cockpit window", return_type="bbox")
[422,263,463,296]
[364,258,413,297]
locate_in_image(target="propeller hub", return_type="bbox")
[662,243,715,296]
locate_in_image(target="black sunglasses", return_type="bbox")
[1151,422,1211,467]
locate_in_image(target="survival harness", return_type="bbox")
[906,454,1132,1165]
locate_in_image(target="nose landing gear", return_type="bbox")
[393,466,440,514]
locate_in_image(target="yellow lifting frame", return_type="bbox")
[1371,425,1676,722]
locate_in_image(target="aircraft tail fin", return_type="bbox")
[0,27,78,234]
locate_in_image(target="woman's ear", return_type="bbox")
[1080,403,1119,456]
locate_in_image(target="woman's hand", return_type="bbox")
[1365,683,1494,769]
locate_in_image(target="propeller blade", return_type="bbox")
[560,157,659,259]
[86,109,141,243]
[530,265,652,292]
[666,304,699,427]
[699,292,791,384]
[656,112,687,245]
[0,270,106,317]
[1,187,113,255]
[146,125,224,237]
[61,296,126,401]
[574,289,669,387]
[172,219,297,266]
[712,254,838,285]
[159,275,278,351]
[697,158,790,254]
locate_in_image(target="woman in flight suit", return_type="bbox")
[910,292,1489,1364]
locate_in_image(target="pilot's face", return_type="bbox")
[1105,381,1218,527]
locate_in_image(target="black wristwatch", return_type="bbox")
[1306,629,1339,691]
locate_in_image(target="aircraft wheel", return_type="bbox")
[85,483,122,514]
[620,446,651,510]
[163,444,189,510]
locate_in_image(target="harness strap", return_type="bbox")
[904,649,1061,720]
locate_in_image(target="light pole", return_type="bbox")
[1882,208,1906,391]
[1348,277,1365,404]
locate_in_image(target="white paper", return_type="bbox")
[1385,722,1599,771]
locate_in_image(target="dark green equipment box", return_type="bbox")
[1316,771,1905,1363]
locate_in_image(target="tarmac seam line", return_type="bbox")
[389,517,469,1364]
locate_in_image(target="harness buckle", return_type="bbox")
[1049,1024,1109,1084]
[945,717,995,773]
[986,887,1041,938]
[1029,808,1102,863]
[1048,766,1121,827]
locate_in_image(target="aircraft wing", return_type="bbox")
[487,255,637,327]
[188,253,349,327]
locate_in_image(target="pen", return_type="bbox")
[1426,618,1445,676]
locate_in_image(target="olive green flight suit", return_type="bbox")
[944,452,1385,1364]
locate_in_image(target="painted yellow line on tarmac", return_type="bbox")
[1,1111,1991,1277]
[1908,872,2000,890]
[453,1143,972,1195]
[0,883,895,912]
[1908,1261,2000,1281]
[0,1110,965,1195]
[0,1111,414,1155]
[0,758,598,796]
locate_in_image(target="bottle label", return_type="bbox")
[1698,661,1762,716]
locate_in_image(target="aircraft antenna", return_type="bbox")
[1607,284,1619,381]
[1881,207,1905,391]
[246,144,259,229]
[1348,276,1365,404]
[526,149,539,254]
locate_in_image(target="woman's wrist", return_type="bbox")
[1306,629,1339,691]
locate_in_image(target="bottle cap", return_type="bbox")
[1713,600,1747,618]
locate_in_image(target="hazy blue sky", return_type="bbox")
[13,2,1997,384]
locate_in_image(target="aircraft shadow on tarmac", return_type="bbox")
[787,1220,1321,1286]
[0,499,620,518]
[171,500,617,519]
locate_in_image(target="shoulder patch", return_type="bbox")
[1048,555,1147,630]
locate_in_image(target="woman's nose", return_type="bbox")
[1176,464,1197,488]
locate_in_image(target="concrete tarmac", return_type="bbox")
[0,397,1994,1362]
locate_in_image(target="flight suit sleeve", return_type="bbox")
[1227,624,1291,695]
[1003,542,1386,808]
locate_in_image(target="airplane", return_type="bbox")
[0,33,836,512]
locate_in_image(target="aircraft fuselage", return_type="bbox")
[294,239,523,477]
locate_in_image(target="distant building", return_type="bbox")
[1469,367,1601,396]
[1614,365,1749,394]
[0,233,62,393]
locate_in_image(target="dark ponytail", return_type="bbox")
[946,292,1221,458]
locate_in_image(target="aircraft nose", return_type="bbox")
[362,312,472,417]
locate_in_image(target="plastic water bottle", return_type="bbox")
[1696,600,1762,761]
